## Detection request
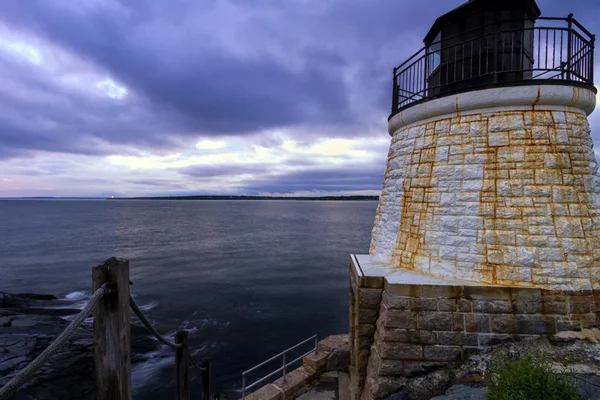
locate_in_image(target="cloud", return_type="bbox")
[239,164,385,195]
[0,0,599,196]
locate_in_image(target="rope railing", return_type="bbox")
[129,294,207,371]
[0,283,107,400]
[129,294,182,349]
[0,258,212,400]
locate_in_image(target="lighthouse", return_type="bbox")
[349,1,597,398]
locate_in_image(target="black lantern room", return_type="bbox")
[423,0,541,97]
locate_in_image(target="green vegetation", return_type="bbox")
[486,351,580,400]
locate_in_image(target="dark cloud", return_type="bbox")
[0,0,471,160]
[1,0,598,195]
[240,164,385,194]
[180,164,270,178]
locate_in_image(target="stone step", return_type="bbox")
[338,372,350,400]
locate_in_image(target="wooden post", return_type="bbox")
[92,257,131,400]
[202,359,211,400]
[175,330,189,400]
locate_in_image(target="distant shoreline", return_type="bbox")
[113,195,380,201]
[1,195,379,201]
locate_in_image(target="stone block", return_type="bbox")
[569,297,592,314]
[424,345,462,361]
[246,384,282,400]
[490,315,516,334]
[376,324,409,343]
[477,333,514,347]
[359,288,383,309]
[516,315,556,334]
[383,310,417,329]
[472,300,513,314]
[380,342,423,360]
[303,351,329,374]
[407,330,437,345]
[358,324,376,337]
[542,300,568,315]
[464,314,489,333]
[513,300,543,314]
[376,359,404,376]
[363,375,408,400]
[489,132,509,146]
[438,299,458,312]
[359,335,374,349]
[556,317,580,331]
[489,114,524,132]
[318,334,349,353]
[437,332,478,346]
[409,298,438,311]
[327,347,351,372]
[458,300,472,312]
[273,366,313,399]
[402,361,446,377]
[382,292,409,310]
[358,309,379,324]
[418,312,452,331]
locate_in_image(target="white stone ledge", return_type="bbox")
[388,85,597,136]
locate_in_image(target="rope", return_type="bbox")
[0,284,106,400]
[129,295,182,349]
[189,353,206,371]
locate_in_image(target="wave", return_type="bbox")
[131,348,174,391]
[64,291,88,301]
[138,300,158,312]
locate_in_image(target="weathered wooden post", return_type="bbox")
[202,359,211,400]
[92,257,131,400]
[175,330,190,400]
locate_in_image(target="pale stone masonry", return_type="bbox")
[351,84,600,400]
[370,86,600,291]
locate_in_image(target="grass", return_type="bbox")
[486,350,580,400]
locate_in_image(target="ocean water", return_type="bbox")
[0,199,377,398]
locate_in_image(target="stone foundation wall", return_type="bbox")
[369,106,600,290]
[349,262,600,400]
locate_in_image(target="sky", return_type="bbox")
[1,0,599,197]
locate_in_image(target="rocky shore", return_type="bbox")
[0,292,163,400]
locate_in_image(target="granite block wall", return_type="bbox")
[369,109,600,290]
[349,271,600,400]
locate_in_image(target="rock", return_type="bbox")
[575,375,600,400]
[0,291,162,400]
[405,369,451,400]
[430,384,487,400]
[383,391,409,400]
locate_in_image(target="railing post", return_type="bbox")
[92,258,131,400]
[242,373,246,400]
[315,335,318,354]
[566,13,573,81]
[175,331,190,400]
[590,34,595,84]
[391,68,399,113]
[493,31,499,83]
[202,359,211,400]
[282,352,287,383]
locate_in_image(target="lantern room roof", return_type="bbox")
[423,0,542,44]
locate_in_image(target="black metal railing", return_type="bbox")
[391,15,596,115]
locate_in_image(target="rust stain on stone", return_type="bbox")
[394,131,438,270]
[532,87,542,109]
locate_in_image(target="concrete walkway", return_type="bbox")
[296,371,350,400]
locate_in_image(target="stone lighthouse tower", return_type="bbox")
[349,1,597,398]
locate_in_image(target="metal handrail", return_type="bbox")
[390,14,596,115]
[241,335,318,400]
